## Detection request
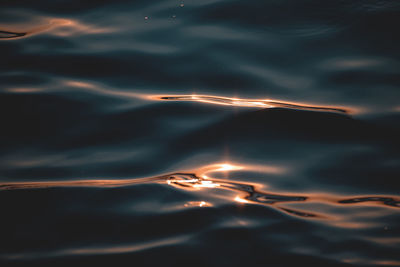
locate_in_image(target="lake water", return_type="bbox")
[1,1,400,266]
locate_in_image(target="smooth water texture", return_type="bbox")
[1,1,400,266]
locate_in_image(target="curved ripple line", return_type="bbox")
[2,164,399,221]
[152,94,349,114]
[339,197,400,208]
[0,175,168,190]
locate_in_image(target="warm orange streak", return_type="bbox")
[1,161,399,225]
[0,176,166,190]
[196,163,244,178]
[234,196,249,203]
[5,82,360,116]
[149,94,354,114]
[184,201,212,207]
[193,180,221,188]
[195,162,286,178]
[0,17,114,40]
[5,87,44,93]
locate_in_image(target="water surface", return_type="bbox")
[1,1,400,266]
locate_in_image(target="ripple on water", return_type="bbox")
[1,162,399,220]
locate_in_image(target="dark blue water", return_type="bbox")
[1,1,400,266]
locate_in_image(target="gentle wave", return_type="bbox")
[151,94,351,114]
[1,1,400,266]
[2,235,190,260]
[2,162,399,221]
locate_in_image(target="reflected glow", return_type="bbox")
[0,17,115,40]
[167,178,198,185]
[4,81,359,116]
[214,163,244,172]
[1,161,399,225]
[196,162,285,179]
[196,162,246,178]
[48,19,115,37]
[193,180,220,188]
[184,201,212,208]
[0,176,167,190]
[150,94,352,114]
[183,94,273,108]
[234,196,249,203]
[5,87,44,93]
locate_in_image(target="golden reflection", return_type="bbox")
[196,162,244,178]
[4,81,359,116]
[48,19,115,37]
[0,17,114,40]
[0,176,167,190]
[166,174,221,190]
[213,163,244,172]
[193,180,221,188]
[149,94,353,114]
[184,201,212,207]
[234,196,249,203]
[195,162,285,178]
[1,161,399,224]
[5,87,44,93]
